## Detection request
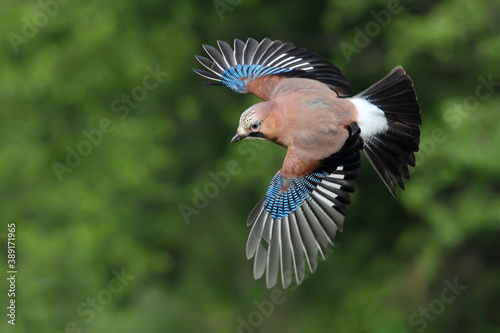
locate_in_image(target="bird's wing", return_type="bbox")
[246,123,362,288]
[193,38,352,98]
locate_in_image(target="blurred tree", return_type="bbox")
[0,0,499,332]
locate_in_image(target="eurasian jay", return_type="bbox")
[194,38,421,288]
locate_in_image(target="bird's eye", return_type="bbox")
[251,123,260,131]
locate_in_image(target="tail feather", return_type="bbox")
[353,66,421,198]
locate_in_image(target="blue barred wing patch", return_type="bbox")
[264,171,329,219]
[245,123,362,289]
[222,64,292,93]
[245,163,359,289]
[194,38,352,96]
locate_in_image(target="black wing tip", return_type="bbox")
[202,82,225,87]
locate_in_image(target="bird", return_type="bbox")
[194,38,421,289]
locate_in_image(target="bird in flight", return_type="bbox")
[194,38,421,288]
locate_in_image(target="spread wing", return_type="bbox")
[246,123,362,288]
[193,38,352,97]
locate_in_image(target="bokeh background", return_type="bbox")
[1,0,499,332]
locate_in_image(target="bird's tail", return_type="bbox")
[350,66,421,197]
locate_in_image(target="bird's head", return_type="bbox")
[231,102,273,143]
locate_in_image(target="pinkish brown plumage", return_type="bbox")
[195,38,421,288]
[244,78,358,177]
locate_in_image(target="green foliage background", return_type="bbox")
[1,0,499,332]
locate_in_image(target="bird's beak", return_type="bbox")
[231,133,245,143]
